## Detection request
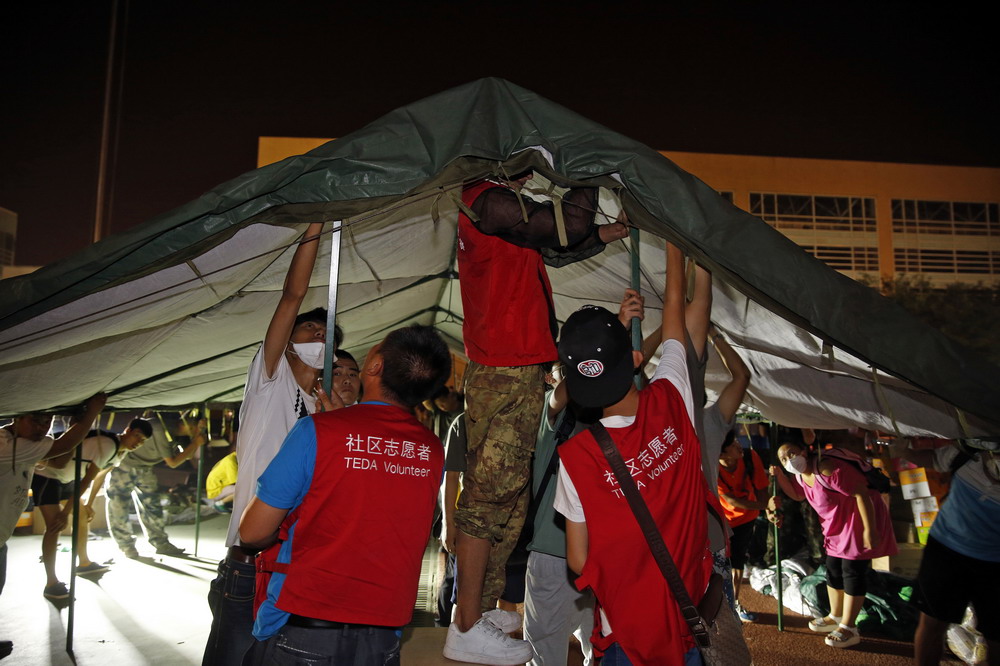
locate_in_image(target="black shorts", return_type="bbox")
[915,535,1000,642]
[30,474,71,507]
[728,521,756,570]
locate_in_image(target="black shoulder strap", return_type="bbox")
[589,422,711,647]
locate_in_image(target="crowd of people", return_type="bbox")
[1,172,998,665]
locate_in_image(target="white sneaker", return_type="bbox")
[482,608,522,633]
[443,617,533,665]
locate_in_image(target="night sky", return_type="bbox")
[2,3,997,267]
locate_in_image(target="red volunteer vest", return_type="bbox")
[457,180,558,367]
[559,380,713,665]
[275,404,444,626]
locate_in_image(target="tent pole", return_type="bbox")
[630,228,641,387]
[194,403,208,557]
[65,409,95,656]
[322,221,343,396]
[772,471,784,631]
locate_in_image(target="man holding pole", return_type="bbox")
[202,222,344,666]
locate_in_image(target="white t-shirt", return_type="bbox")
[35,434,120,484]
[1,428,54,547]
[225,347,317,547]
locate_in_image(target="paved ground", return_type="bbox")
[0,514,965,664]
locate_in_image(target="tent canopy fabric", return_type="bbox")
[1,78,997,437]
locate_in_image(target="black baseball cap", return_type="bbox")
[557,305,635,409]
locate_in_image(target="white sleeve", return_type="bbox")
[650,339,695,427]
[553,463,586,523]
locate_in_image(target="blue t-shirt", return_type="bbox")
[252,416,317,640]
[930,471,1000,562]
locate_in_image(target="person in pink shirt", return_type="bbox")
[772,438,896,650]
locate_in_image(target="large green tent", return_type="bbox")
[1,78,996,436]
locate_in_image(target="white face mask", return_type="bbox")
[289,342,326,369]
[783,454,808,475]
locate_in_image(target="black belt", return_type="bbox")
[286,615,398,631]
[227,545,257,565]
[286,615,350,629]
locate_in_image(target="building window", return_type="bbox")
[0,232,14,266]
[892,199,999,235]
[750,193,876,232]
[894,248,999,275]
[749,192,878,274]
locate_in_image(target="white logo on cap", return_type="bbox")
[578,360,604,378]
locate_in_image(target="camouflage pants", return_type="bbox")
[106,464,170,549]
[455,361,545,611]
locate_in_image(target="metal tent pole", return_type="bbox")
[630,228,642,387]
[65,415,90,655]
[322,221,343,396]
[194,404,208,557]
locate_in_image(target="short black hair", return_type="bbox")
[334,349,357,365]
[128,418,153,438]
[294,308,344,349]
[722,429,738,451]
[378,325,451,408]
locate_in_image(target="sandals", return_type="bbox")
[825,624,861,649]
[808,615,840,633]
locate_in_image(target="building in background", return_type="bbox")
[0,206,41,280]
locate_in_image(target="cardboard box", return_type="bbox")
[910,497,940,528]
[899,467,949,501]
[873,542,925,579]
[899,468,932,499]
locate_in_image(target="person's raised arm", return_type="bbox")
[710,326,751,423]
[162,418,206,468]
[261,222,324,377]
[662,242,686,345]
[44,393,107,459]
[685,265,712,360]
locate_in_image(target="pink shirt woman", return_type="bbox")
[797,456,896,560]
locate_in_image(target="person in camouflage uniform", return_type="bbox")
[106,417,206,558]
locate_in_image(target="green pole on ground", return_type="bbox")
[194,404,208,557]
[630,227,641,387]
[773,471,784,631]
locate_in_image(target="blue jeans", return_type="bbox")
[242,624,400,665]
[202,556,257,666]
[602,642,703,666]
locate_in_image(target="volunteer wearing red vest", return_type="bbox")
[555,241,714,665]
[239,325,451,665]
[717,433,775,622]
[446,170,627,664]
